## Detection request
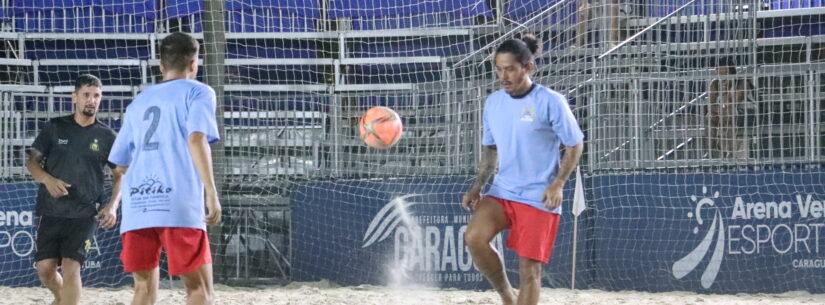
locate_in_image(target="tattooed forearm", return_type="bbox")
[470,145,497,192]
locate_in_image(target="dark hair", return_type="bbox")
[495,33,542,66]
[160,32,199,72]
[716,57,737,74]
[74,74,102,92]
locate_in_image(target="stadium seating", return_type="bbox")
[762,15,825,37]
[348,38,472,58]
[35,66,144,87]
[646,0,731,17]
[647,0,825,17]
[224,94,330,112]
[166,0,319,32]
[1,0,822,178]
[328,0,493,30]
[771,0,825,9]
[344,37,470,84]
[25,40,151,59]
[225,39,326,85]
[10,0,156,33]
[225,0,320,32]
[347,64,443,84]
[505,0,577,25]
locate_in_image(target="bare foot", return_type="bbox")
[502,288,518,305]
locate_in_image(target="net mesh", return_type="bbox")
[0,0,824,294]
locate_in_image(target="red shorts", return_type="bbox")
[490,196,561,264]
[121,227,212,276]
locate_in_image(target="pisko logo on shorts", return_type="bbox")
[672,187,725,289]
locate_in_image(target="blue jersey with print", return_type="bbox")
[482,84,584,214]
[108,79,220,234]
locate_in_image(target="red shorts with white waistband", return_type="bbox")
[489,196,561,263]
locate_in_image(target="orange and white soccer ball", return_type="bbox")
[358,106,403,149]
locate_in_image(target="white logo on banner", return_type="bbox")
[672,187,725,289]
[363,194,419,248]
[362,194,503,284]
[0,210,35,257]
[673,186,825,288]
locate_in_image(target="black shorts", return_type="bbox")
[35,216,96,264]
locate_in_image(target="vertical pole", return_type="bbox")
[496,0,504,27]
[203,0,227,279]
[633,79,641,168]
[571,215,579,289]
[331,91,341,178]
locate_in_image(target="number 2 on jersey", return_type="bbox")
[143,106,161,151]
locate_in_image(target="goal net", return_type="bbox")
[1,0,824,294]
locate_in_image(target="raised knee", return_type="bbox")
[464,230,490,251]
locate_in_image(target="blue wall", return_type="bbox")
[4,167,824,292]
[589,168,825,293]
[0,183,130,287]
[292,168,825,293]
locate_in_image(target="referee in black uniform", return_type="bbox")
[26,74,122,305]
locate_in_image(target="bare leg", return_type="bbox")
[58,258,82,305]
[131,268,159,305]
[36,259,62,305]
[720,113,735,158]
[179,264,216,305]
[465,198,517,305]
[517,257,543,305]
[707,112,721,158]
[608,0,620,45]
[576,0,591,47]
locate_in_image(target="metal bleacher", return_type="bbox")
[0,0,497,180]
[1,0,823,286]
[435,0,825,170]
[1,0,824,179]
[571,0,824,169]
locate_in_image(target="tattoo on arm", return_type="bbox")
[26,148,52,184]
[470,146,497,191]
[27,149,43,165]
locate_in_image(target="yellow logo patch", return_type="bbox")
[520,107,536,122]
[89,139,99,152]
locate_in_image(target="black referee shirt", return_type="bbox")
[30,115,117,218]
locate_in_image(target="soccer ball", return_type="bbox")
[359,106,403,149]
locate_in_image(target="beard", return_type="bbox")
[81,108,96,117]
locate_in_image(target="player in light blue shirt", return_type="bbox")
[481,83,584,214]
[461,34,584,305]
[107,32,220,305]
[109,76,219,234]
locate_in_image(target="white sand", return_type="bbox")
[2,281,823,305]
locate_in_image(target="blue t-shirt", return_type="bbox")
[482,84,584,214]
[108,79,220,234]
